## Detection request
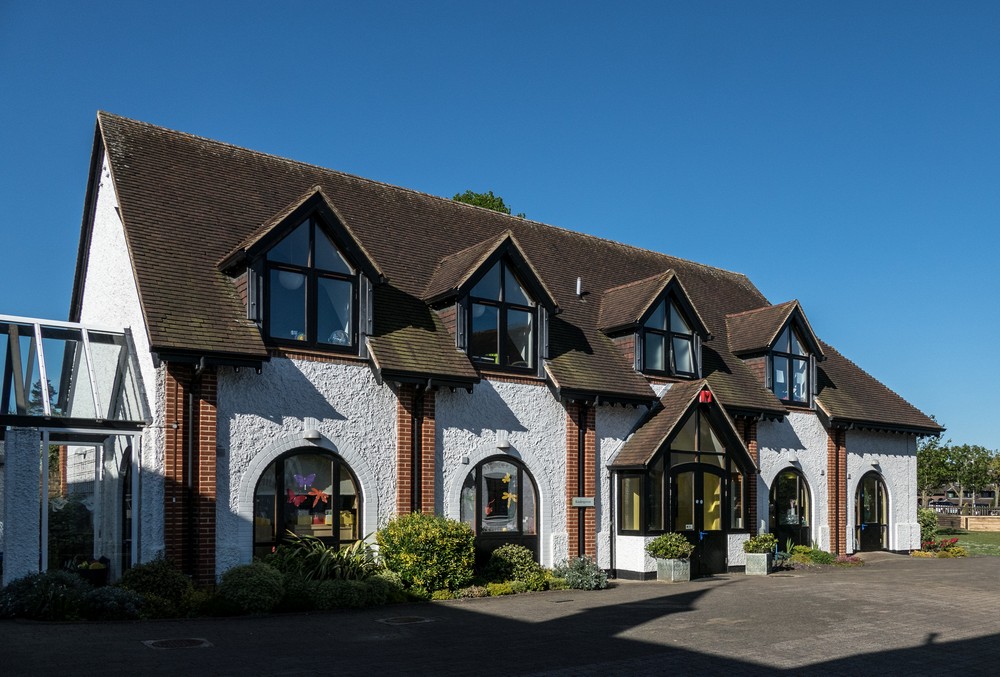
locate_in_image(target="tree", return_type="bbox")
[951,444,994,510]
[916,436,953,506]
[452,190,525,218]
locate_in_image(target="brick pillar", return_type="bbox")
[194,370,217,584]
[396,385,436,515]
[738,419,759,535]
[827,429,848,555]
[162,364,217,585]
[565,402,596,559]
[163,364,190,572]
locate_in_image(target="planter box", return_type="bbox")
[656,558,691,583]
[745,552,773,576]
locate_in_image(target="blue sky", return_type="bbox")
[1,2,997,449]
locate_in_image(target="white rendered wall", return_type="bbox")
[756,412,831,551]
[437,380,567,568]
[76,153,164,563]
[2,429,40,585]
[218,357,395,575]
[598,403,648,570]
[846,431,919,552]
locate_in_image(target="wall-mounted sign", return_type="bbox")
[571,496,595,507]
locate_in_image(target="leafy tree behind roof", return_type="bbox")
[453,190,525,218]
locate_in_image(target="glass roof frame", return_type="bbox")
[0,314,150,429]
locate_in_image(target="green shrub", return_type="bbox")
[217,562,284,614]
[366,572,407,605]
[646,532,695,560]
[554,556,608,591]
[484,544,546,590]
[0,570,89,620]
[455,585,489,598]
[80,586,144,621]
[118,558,193,616]
[486,581,515,596]
[266,533,380,581]
[431,589,455,600]
[917,507,939,543]
[315,579,375,609]
[376,513,475,592]
[276,570,320,612]
[743,533,778,554]
[546,576,570,591]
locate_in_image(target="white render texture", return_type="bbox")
[757,411,831,550]
[3,428,40,585]
[597,403,648,568]
[846,430,919,552]
[438,379,567,568]
[218,357,396,576]
[76,153,163,563]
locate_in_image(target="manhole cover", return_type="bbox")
[142,638,213,650]
[770,574,798,578]
[552,600,574,603]
[376,616,434,626]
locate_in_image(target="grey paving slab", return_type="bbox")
[1,554,997,676]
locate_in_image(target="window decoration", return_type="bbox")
[770,324,810,404]
[468,259,536,370]
[460,456,539,565]
[253,449,360,558]
[641,297,696,377]
[265,216,357,350]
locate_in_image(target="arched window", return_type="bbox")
[769,469,811,547]
[252,449,361,558]
[460,456,539,567]
[771,324,810,404]
[265,216,358,350]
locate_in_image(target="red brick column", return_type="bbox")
[162,363,217,585]
[738,419,759,535]
[396,385,436,515]
[828,429,848,555]
[565,402,597,558]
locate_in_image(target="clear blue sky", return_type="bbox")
[2,2,997,449]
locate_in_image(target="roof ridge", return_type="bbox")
[725,299,798,319]
[96,111,767,295]
[601,270,674,295]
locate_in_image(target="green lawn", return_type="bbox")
[939,528,1000,557]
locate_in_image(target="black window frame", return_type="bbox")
[616,408,750,536]
[263,215,360,353]
[466,257,538,374]
[770,323,810,406]
[639,294,697,379]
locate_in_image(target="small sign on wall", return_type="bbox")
[571,496,595,508]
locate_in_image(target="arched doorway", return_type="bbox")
[460,456,539,569]
[252,448,361,558]
[855,472,888,551]
[769,469,811,549]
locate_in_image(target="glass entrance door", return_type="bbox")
[672,466,727,577]
[856,472,888,551]
[770,470,811,548]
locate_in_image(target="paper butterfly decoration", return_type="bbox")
[308,487,330,507]
[294,473,316,489]
[286,489,307,507]
[502,473,511,484]
[502,491,517,508]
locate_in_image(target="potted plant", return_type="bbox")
[646,532,695,583]
[743,533,777,575]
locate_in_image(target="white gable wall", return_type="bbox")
[846,430,919,552]
[76,152,164,563]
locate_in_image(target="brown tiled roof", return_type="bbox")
[726,300,825,360]
[79,112,939,430]
[611,381,707,468]
[597,271,711,339]
[816,343,941,434]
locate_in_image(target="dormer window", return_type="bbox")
[265,216,357,350]
[771,325,809,404]
[468,259,536,370]
[641,298,696,378]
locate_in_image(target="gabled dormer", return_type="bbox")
[219,186,384,356]
[424,231,558,376]
[598,271,712,379]
[726,300,825,407]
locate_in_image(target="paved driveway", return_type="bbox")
[2,554,997,675]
